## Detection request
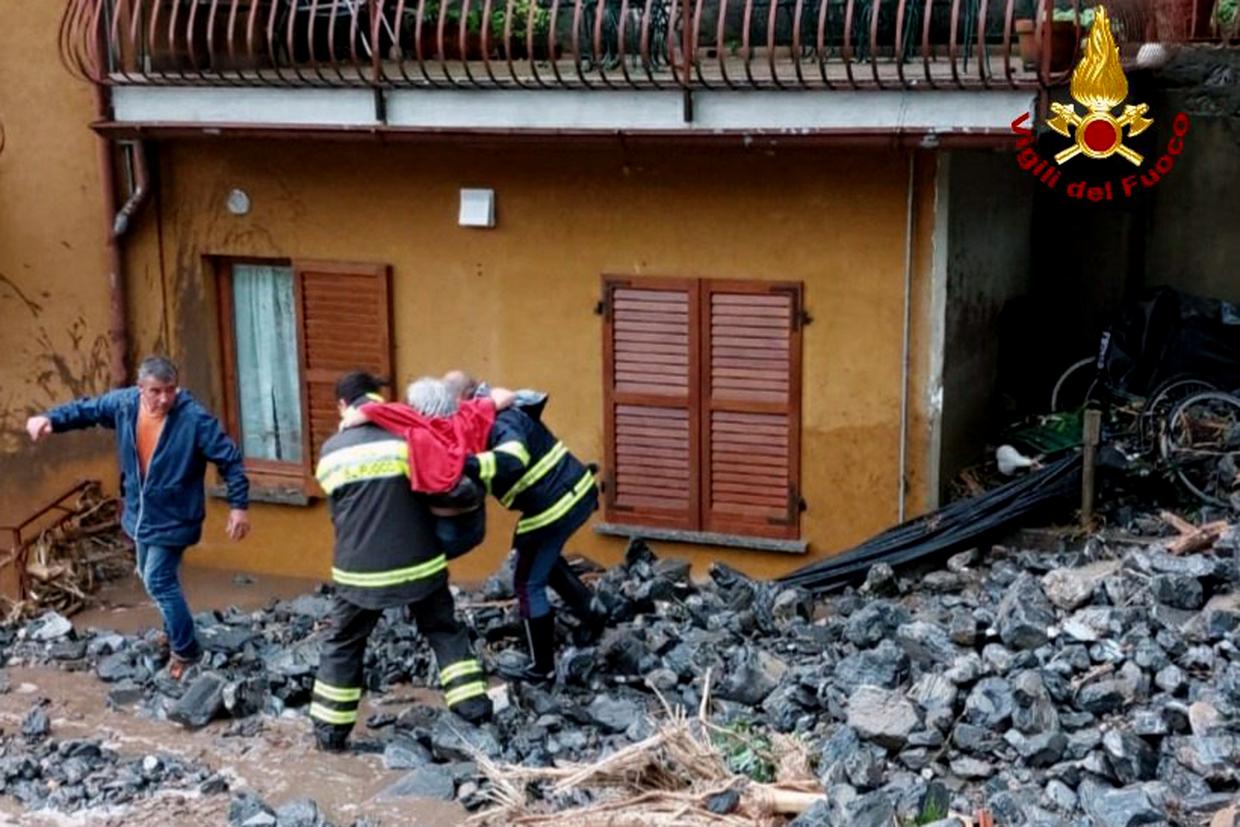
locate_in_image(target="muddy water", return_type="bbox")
[0,568,470,826]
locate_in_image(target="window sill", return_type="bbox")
[207,483,314,507]
[594,522,808,554]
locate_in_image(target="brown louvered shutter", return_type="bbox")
[701,281,802,539]
[602,278,700,529]
[295,260,394,488]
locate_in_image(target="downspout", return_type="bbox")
[897,151,915,522]
[95,85,150,388]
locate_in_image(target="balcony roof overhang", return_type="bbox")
[101,86,1033,146]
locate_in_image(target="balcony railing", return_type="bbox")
[61,0,1221,91]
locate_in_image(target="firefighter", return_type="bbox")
[426,374,607,684]
[310,371,493,753]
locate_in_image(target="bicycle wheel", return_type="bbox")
[1050,357,1099,413]
[1160,390,1240,508]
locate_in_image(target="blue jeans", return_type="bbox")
[512,487,598,619]
[135,543,201,660]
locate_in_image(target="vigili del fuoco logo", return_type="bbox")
[1011,5,1189,201]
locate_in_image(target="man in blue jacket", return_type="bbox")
[25,356,250,679]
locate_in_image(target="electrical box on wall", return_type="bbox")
[459,189,495,228]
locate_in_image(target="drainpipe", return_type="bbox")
[94,86,150,388]
[897,151,915,522]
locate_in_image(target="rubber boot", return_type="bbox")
[498,613,557,684]
[548,559,608,645]
[313,723,350,754]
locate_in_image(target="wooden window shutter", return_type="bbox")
[295,260,394,487]
[700,281,802,539]
[601,277,700,530]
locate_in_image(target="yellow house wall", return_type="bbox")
[124,138,940,582]
[0,2,118,528]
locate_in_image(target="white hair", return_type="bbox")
[405,377,458,418]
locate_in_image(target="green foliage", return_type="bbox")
[1216,0,1238,27]
[1051,6,1095,27]
[420,0,550,39]
[709,720,776,784]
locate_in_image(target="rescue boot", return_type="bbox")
[498,613,557,684]
[451,695,494,725]
[549,559,608,646]
[313,723,350,754]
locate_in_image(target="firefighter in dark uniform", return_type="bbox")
[439,374,607,684]
[310,371,492,752]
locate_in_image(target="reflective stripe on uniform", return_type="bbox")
[310,702,358,725]
[313,680,362,703]
[515,470,595,534]
[332,554,447,588]
[316,439,410,495]
[500,442,567,509]
[439,660,483,685]
[494,440,531,466]
[443,681,488,707]
[476,452,497,493]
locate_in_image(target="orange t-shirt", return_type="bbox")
[136,407,166,477]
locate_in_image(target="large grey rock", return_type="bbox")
[836,789,896,827]
[835,640,910,693]
[845,602,911,648]
[587,695,642,734]
[274,798,320,827]
[378,765,456,800]
[1103,730,1159,783]
[997,574,1055,650]
[383,736,433,770]
[169,674,226,729]
[897,622,959,667]
[1004,730,1067,767]
[714,649,786,706]
[1151,574,1205,610]
[429,717,501,762]
[909,673,957,712]
[1063,607,1122,643]
[1078,679,1135,715]
[1077,780,1166,827]
[1171,735,1240,783]
[964,677,1014,728]
[847,686,919,749]
[30,612,72,642]
[1011,670,1059,734]
[1042,561,1119,611]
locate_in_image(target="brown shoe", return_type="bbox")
[167,654,195,681]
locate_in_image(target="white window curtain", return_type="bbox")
[232,264,303,462]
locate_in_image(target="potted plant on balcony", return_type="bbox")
[414,0,551,60]
[1014,4,1093,72]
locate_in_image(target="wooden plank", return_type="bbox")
[615,320,691,335]
[615,381,690,397]
[615,340,692,356]
[615,289,689,304]
[709,336,789,351]
[616,405,689,419]
[615,360,689,378]
[711,293,792,307]
[615,331,690,347]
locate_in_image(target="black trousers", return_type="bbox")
[310,584,487,737]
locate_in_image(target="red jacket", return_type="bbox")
[360,399,496,493]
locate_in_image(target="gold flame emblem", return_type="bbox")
[1047,5,1153,165]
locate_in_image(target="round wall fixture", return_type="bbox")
[227,189,251,216]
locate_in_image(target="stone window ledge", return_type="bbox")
[594,523,808,554]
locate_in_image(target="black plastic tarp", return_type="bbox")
[1098,287,1240,397]
[775,454,1082,594]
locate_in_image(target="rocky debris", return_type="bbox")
[1,532,1240,825]
[169,673,227,729]
[0,734,215,814]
